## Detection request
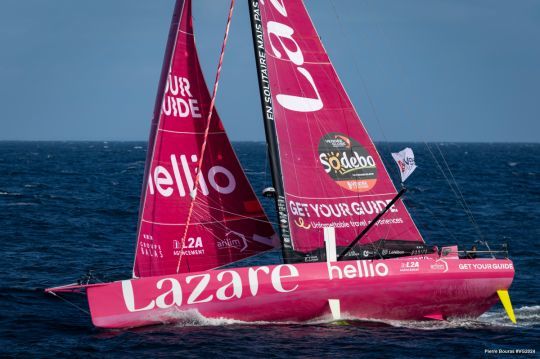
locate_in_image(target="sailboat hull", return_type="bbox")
[85,255,514,328]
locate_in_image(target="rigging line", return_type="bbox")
[424,144,464,203]
[327,0,422,246]
[185,199,273,250]
[47,291,90,316]
[176,0,236,274]
[356,0,483,241]
[185,205,274,253]
[426,143,483,239]
[183,208,269,259]
[217,247,281,269]
[435,144,485,240]
[328,0,393,158]
[193,208,265,246]
[419,205,460,243]
[196,196,277,225]
[263,142,271,188]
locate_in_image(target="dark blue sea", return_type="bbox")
[1,141,538,358]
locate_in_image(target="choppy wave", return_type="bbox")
[1,142,539,357]
[4,202,39,206]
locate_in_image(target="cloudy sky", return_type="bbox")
[1,0,538,142]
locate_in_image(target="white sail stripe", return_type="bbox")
[179,30,194,36]
[285,192,397,200]
[265,51,331,65]
[158,129,226,135]
[141,215,267,227]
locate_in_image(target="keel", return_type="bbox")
[497,289,517,324]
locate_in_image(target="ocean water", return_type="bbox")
[0,141,538,357]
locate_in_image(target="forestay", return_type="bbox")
[133,0,276,277]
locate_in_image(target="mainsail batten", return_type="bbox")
[255,0,424,253]
[133,0,276,278]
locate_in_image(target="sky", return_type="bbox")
[0,0,539,142]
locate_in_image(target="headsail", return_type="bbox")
[133,0,276,277]
[251,0,423,254]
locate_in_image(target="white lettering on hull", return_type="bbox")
[122,265,300,313]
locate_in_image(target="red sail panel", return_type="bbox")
[257,0,423,252]
[133,0,276,277]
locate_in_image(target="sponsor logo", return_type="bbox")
[327,260,389,280]
[430,259,448,272]
[122,264,300,312]
[173,237,205,256]
[139,234,163,258]
[400,261,419,272]
[459,263,514,271]
[294,217,310,229]
[383,249,407,256]
[318,133,378,192]
[147,153,236,198]
[217,231,248,252]
[304,255,318,263]
[396,157,415,175]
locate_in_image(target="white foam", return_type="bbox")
[363,305,540,330]
[160,309,281,327]
[146,308,336,328]
[147,306,540,329]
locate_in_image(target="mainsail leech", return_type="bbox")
[253,0,424,255]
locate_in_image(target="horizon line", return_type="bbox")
[0,139,538,144]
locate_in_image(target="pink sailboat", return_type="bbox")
[46,0,516,329]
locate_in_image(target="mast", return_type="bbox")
[248,0,295,263]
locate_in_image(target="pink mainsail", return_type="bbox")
[254,0,423,253]
[133,0,276,277]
